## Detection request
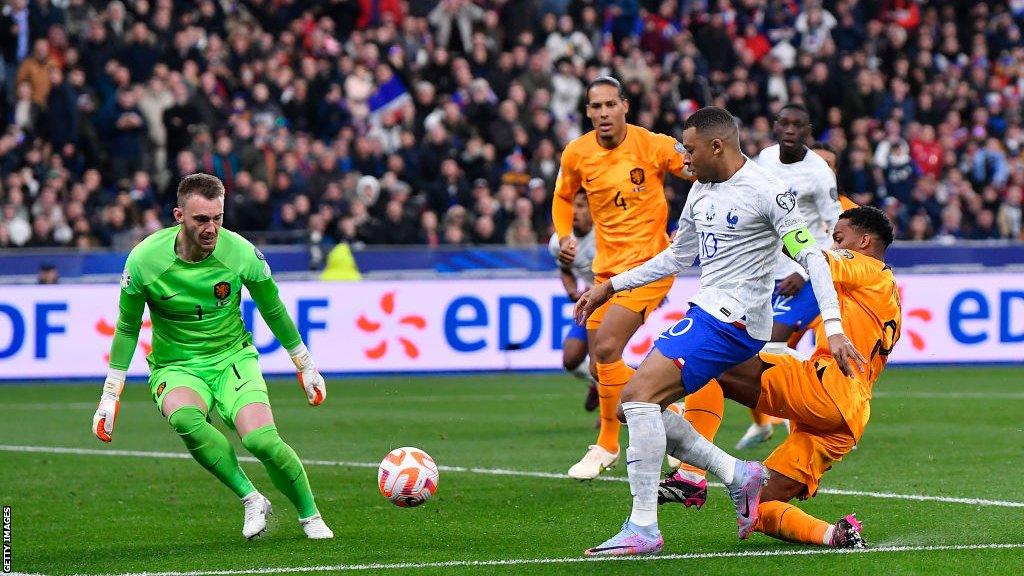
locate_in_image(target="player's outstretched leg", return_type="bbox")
[664,379,725,497]
[662,407,768,539]
[241,424,333,539]
[753,501,865,548]
[585,400,666,557]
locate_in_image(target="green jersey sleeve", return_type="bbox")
[108,253,149,370]
[248,278,302,352]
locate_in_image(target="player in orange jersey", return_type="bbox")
[660,206,900,549]
[552,76,688,479]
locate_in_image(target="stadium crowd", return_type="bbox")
[0,0,1021,254]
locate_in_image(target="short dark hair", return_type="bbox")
[683,106,737,137]
[777,102,810,120]
[586,76,626,103]
[810,141,835,154]
[177,173,226,207]
[840,206,894,248]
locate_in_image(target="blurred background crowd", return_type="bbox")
[0,0,1022,254]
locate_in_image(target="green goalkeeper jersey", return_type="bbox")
[109,225,302,371]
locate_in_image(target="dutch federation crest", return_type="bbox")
[630,167,645,185]
[214,281,231,301]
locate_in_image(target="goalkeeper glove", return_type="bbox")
[290,343,326,406]
[92,369,126,442]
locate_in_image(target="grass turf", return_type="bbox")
[1,367,1022,575]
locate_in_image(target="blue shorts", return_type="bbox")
[772,280,820,330]
[653,305,766,394]
[564,321,588,343]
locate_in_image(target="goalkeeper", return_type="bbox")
[91,173,332,540]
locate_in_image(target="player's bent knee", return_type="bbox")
[590,337,622,363]
[241,424,286,462]
[160,387,208,418]
[167,406,207,436]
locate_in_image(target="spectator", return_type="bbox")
[12,80,41,132]
[16,39,55,107]
[44,66,77,149]
[99,87,147,181]
[429,0,483,53]
[37,262,58,284]
[998,186,1023,240]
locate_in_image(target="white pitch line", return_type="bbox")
[873,391,1024,400]
[63,543,1024,576]
[2,444,1023,509]
[8,390,1021,411]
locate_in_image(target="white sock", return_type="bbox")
[568,355,593,381]
[823,525,836,545]
[662,408,738,485]
[622,401,664,528]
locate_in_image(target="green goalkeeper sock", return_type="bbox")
[167,406,255,499]
[241,424,318,518]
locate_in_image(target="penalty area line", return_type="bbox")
[2,444,1023,509]
[66,543,1024,576]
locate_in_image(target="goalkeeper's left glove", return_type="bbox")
[289,343,326,406]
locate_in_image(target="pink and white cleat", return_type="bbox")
[584,521,664,557]
[829,514,867,548]
[727,460,769,540]
[657,470,708,509]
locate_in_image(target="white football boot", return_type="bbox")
[300,514,335,539]
[241,492,272,540]
[735,422,774,450]
[567,445,619,480]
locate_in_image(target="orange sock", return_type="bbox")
[751,409,771,426]
[677,380,724,478]
[754,500,831,545]
[594,360,634,453]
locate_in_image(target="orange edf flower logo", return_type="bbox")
[95,317,152,362]
[356,292,427,360]
[899,285,932,351]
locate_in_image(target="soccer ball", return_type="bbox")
[377,447,439,507]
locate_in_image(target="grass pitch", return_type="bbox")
[2,367,1023,575]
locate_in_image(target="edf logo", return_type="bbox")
[0,303,67,359]
[949,290,1024,344]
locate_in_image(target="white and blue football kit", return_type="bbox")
[756,145,841,330]
[549,230,596,343]
[610,159,842,393]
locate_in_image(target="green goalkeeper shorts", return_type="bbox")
[149,345,270,430]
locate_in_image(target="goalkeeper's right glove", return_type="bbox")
[92,369,126,443]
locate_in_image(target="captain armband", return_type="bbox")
[782,228,818,258]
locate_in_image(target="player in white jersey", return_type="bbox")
[547,190,599,410]
[734,103,842,449]
[573,107,865,557]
